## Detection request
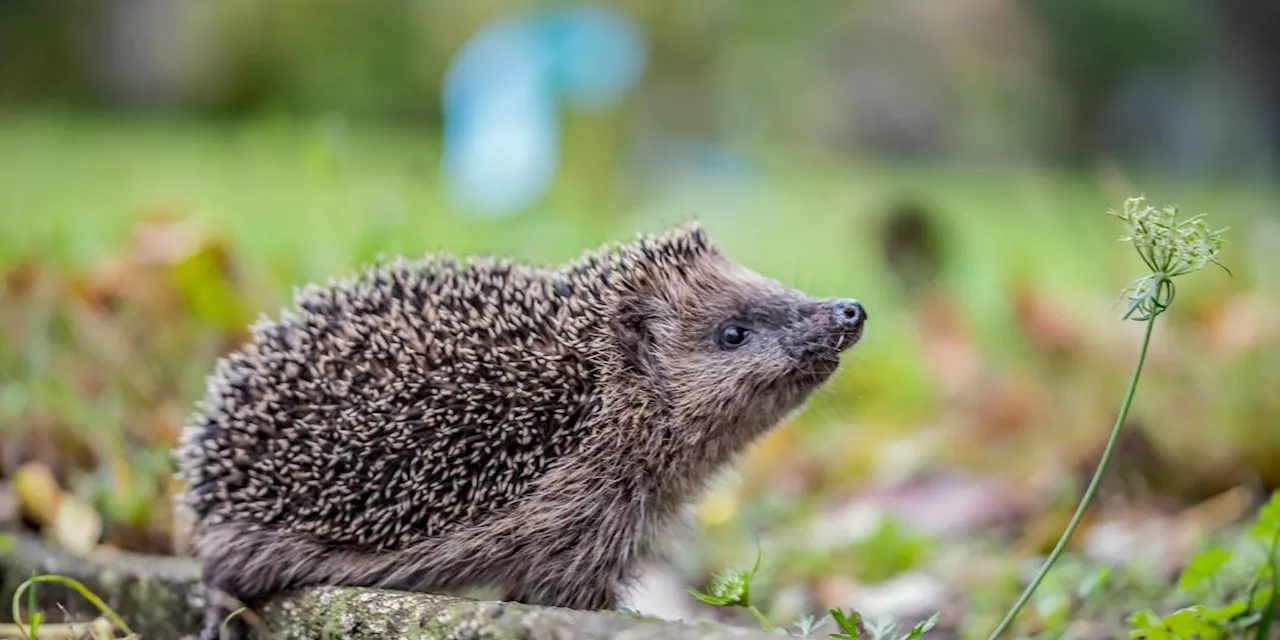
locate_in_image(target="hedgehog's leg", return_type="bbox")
[194,523,333,640]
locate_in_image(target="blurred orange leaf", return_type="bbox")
[914,293,983,398]
[1012,286,1083,361]
[1193,294,1272,357]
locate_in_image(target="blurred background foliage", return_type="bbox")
[3,0,1280,637]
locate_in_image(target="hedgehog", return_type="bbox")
[174,221,867,640]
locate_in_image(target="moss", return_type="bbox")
[402,600,459,640]
[319,589,357,637]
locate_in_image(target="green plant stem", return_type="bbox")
[747,604,773,632]
[1245,524,1280,611]
[1250,527,1280,640]
[11,574,136,638]
[1255,554,1280,640]
[987,313,1158,640]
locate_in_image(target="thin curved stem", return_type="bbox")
[987,313,1158,640]
[747,604,773,631]
[11,574,136,638]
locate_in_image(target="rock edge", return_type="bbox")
[0,534,776,639]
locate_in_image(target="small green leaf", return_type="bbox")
[898,613,939,640]
[1165,608,1220,639]
[1250,491,1280,544]
[1129,603,1245,640]
[27,614,44,639]
[828,608,862,639]
[1128,609,1164,638]
[1177,547,1233,594]
[1204,601,1248,621]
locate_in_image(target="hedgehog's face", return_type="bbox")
[613,251,867,443]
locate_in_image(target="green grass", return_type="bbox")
[4,111,1272,314]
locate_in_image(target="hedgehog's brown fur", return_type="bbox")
[175,222,866,640]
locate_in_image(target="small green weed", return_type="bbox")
[1125,490,1280,639]
[1127,603,1249,640]
[689,542,775,631]
[688,544,940,638]
[8,573,135,639]
[828,608,938,640]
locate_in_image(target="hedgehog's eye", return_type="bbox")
[718,324,752,349]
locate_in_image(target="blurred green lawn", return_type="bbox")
[5,111,1274,363]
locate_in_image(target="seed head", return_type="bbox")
[1112,195,1226,277]
[1109,195,1228,321]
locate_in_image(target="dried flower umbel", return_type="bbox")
[989,196,1228,639]
[1110,195,1229,321]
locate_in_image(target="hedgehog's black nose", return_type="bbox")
[831,299,866,327]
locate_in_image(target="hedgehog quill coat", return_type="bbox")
[176,222,866,640]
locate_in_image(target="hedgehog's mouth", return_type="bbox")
[787,331,858,382]
[781,297,866,386]
[830,322,864,353]
[787,313,864,384]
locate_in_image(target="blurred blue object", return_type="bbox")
[440,5,647,218]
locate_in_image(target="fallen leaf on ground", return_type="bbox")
[52,495,103,555]
[12,461,62,527]
[915,294,983,398]
[871,470,1023,539]
[1012,285,1084,362]
[1194,294,1273,357]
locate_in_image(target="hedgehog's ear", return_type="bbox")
[614,297,658,378]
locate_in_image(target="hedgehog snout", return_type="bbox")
[828,298,866,352]
[780,297,866,364]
